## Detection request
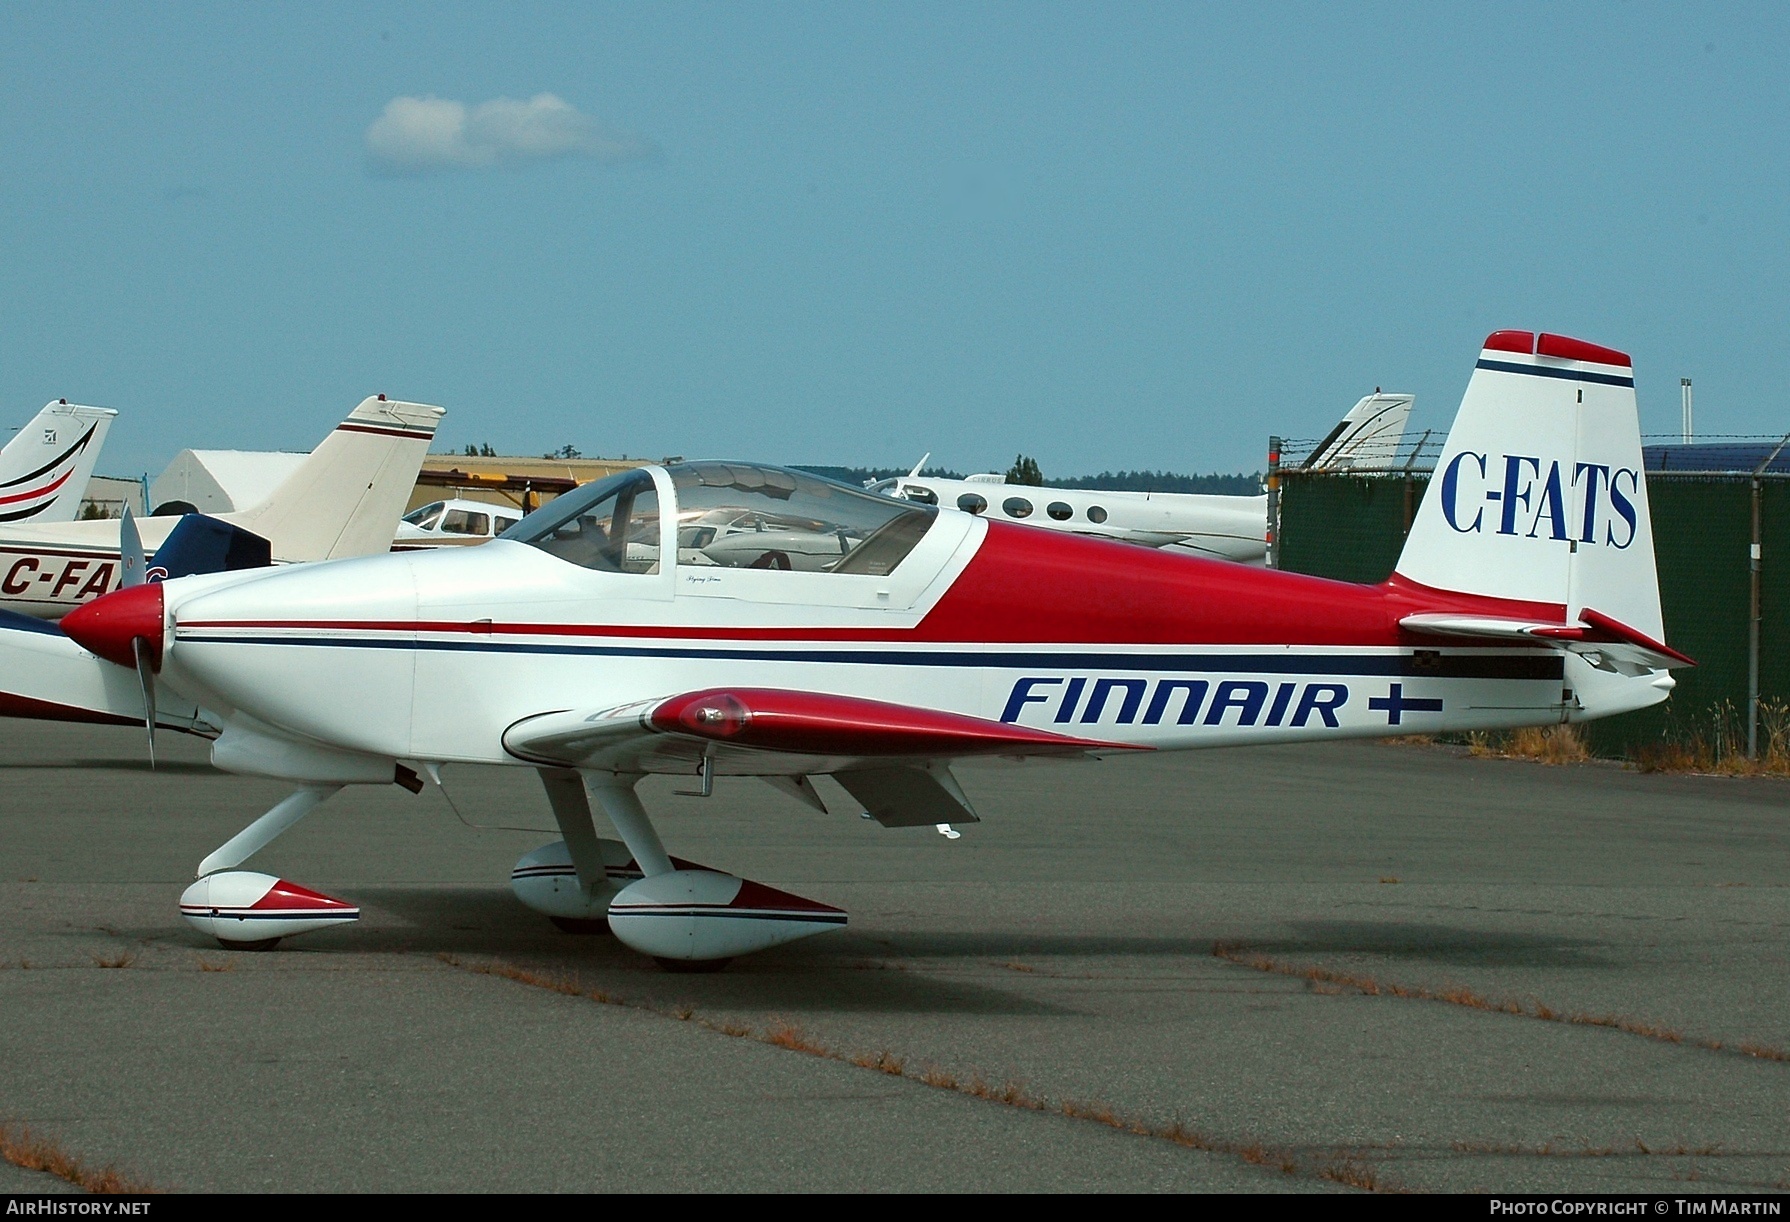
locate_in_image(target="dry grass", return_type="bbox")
[1629,700,1790,777]
[437,952,1405,1191]
[436,952,617,1005]
[1213,943,1790,1063]
[1319,1158,1384,1190]
[92,951,137,969]
[0,1123,158,1193]
[1467,724,1591,765]
[851,1050,907,1075]
[197,958,234,973]
[763,1021,828,1055]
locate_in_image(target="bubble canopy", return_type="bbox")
[503,461,938,577]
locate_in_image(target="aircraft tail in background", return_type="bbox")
[0,401,117,524]
[1302,392,1414,470]
[224,396,445,562]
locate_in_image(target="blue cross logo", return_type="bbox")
[1369,683,1444,726]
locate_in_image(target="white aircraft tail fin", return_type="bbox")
[0,401,117,524]
[1303,393,1414,470]
[1394,331,1663,642]
[226,396,445,562]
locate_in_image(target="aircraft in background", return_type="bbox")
[393,497,524,550]
[0,332,1684,972]
[2,401,117,525]
[870,392,1415,564]
[0,395,443,619]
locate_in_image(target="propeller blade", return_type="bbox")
[132,635,156,768]
[119,504,146,589]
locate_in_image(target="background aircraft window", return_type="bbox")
[900,484,938,506]
[1047,501,1072,520]
[1087,505,1108,523]
[957,493,987,514]
[670,462,935,576]
[440,509,490,536]
[494,515,520,535]
[403,502,445,531]
[1003,497,1033,518]
[508,469,661,574]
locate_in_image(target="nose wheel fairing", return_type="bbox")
[179,870,359,949]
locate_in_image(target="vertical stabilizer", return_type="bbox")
[225,396,445,562]
[1304,393,1414,470]
[1395,332,1661,639]
[0,402,117,523]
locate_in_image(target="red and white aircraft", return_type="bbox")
[0,331,1687,970]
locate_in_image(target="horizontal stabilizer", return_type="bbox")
[1400,607,1693,672]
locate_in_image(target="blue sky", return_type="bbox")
[2,3,1785,479]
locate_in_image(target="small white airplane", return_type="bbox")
[0,396,443,619]
[0,333,1685,973]
[871,392,1415,564]
[1,401,117,525]
[393,497,524,550]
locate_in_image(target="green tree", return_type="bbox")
[1005,454,1044,486]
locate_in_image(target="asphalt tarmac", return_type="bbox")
[2,719,1788,1193]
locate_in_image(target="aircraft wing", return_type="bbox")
[1399,607,1694,672]
[502,688,1142,827]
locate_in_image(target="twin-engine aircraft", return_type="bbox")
[1,401,116,525]
[870,392,1415,564]
[0,332,1686,971]
[0,396,443,619]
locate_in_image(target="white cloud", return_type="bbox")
[365,94,649,174]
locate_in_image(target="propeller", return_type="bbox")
[60,511,271,770]
[117,506,156,767]
[119,503,146,588]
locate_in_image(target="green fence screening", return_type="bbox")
[1275,471,1788,759]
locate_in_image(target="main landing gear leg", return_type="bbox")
[180,785,358,952]
[583,773,673,877]
[537,768,614,934]
[582,772,725,972]
[198,785,342,877]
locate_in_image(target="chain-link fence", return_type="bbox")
[1268,436,1790,760]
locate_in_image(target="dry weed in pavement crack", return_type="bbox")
[437,951,1403,1192]
[1213,943,1790,1063]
